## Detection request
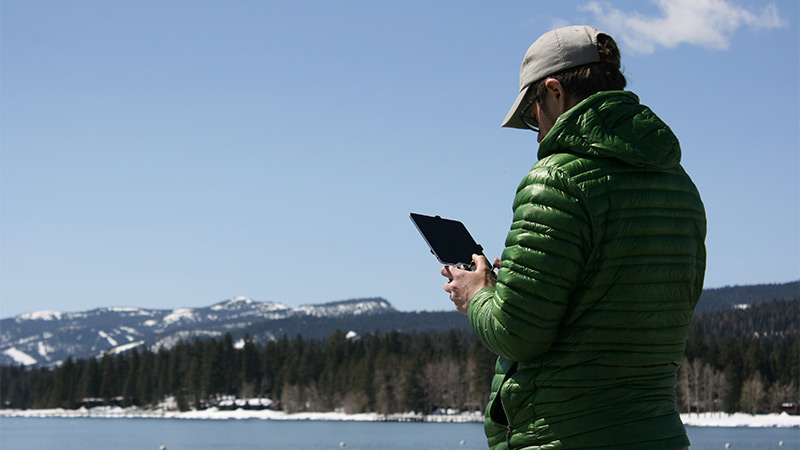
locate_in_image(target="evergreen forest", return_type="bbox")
[2,299,797,415]
[677,299,798,414]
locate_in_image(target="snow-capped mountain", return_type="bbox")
[0,297,395,368]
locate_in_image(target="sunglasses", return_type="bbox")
[518,94,540,132]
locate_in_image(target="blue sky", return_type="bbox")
[1,0,798,318]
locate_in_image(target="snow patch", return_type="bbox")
[17,311,63,322]
[163,308,198,325]
[98,330,118,347]
[680,411,799,428]
[108,341,144,355]
[37,341,54,358]
[3,347,37,366]
[296,300,389,318]
[107,307,146,314]
[211,297,254,311]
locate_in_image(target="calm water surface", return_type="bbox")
[0,417,797,450]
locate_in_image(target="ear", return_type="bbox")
[543,78,570,112]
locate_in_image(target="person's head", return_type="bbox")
[501,25,626,142]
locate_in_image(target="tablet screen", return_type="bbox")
[410,213,484,266]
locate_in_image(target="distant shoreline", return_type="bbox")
[1,407,798,428]
[0,407,481,424]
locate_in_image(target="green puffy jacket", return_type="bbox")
[469,91,706,450]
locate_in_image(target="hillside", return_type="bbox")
[0,297,401,368]
[680,298,799,413]
[2,299,796,415]
[695,280,799,313]
[2,281,796,368]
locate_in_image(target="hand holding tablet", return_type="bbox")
[409,213,487,271]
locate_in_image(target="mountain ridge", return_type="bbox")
[2,281,797,368]
[1,297,395,368]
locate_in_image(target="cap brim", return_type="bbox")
[501,85,530,129]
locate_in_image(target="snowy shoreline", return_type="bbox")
[1,407,798,428]
[0,407,481,423]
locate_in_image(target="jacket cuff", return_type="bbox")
[468,286,495,319]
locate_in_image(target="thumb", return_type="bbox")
[472,254,490,271]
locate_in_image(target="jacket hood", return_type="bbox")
[538,91,681,169]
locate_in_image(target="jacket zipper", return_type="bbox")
[500,362,517,450]
[501,372,514,449]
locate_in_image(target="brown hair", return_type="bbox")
[532,33,626,104]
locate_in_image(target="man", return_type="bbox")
[442,25,706,449]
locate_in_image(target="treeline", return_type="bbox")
[2,300,797,415]
[0,329,496,414]
[695,281,799,313]
[677,299,799,413]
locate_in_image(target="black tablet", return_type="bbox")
[410,213,485,270]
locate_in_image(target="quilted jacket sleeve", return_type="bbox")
[468,159,593,362]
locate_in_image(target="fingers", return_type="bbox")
[440,265,453,280]
[472,254,492,271]
[493,257,502,269]
[441,266,454,296]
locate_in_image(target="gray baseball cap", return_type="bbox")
[501,25,604,129]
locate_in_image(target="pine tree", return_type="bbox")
[153,348,170,403]
[200,339,224,401]
[241,335,259,388]
[79,357,100,401]
[222,333,237,395]
[167,341,188,395]
[403,356,426,413]
[98,354,117,400]
[185,349,202,409]
[122,350,140,406]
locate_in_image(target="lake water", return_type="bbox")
[0,417,797,450]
